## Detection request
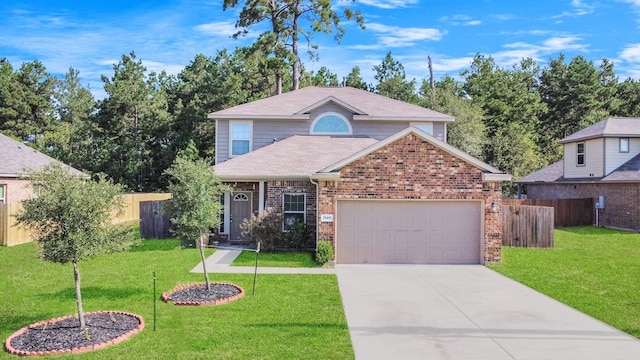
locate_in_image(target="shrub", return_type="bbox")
[282,222,315,251]
[240,208,283,252]
[315,241,334,264]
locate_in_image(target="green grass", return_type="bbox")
[231,251,321,268]
[0,240,352,359]
[489,226,640,339]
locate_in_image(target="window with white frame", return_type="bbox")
[0,184,5,203]
[411,122,433,135]
[283,193,305,230]
[310,113,352,135]
[577,142,585,166]
[620,138,629,153]
[230,121,252,157]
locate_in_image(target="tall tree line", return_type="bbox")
[2,51,640,195]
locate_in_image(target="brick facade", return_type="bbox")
[265,181,317,228]
[526,183,640,231]
[318,133,503,263]
[0,178,33,204]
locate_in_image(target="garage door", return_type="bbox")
[337,200,481,264]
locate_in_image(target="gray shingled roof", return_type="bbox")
[515,160,564,183]
[0,133,85,177]
[517,155,640,183]
[602,153,640,181]
[213,135,379,180]
[559,117,640,144]
[208,86,454,121]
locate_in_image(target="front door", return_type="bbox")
[230,192,252,241]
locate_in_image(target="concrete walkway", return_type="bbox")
[336,264,640,360]
[190,247,335,274]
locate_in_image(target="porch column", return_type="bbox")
[258,181,265,215]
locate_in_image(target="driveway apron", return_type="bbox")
[336,264,640,360]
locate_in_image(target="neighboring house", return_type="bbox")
[517,117,640,231]
[0,133,85,204]
[209,87,510,264]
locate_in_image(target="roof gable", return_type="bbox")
[317,127,509,180]
[0,133,85,177]
[209,87,454,122]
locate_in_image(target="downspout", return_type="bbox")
[309,177,319,248]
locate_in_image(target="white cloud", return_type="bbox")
[441,14,482,26]
[361,23,444,48]
[500,36,588,61]
[194,21,239,37]
[620,43,640,62]
[356,0,420,9]
[551,0,595,18]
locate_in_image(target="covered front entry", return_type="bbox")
[336,200,482,264]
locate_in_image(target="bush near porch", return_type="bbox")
[489,226,640,339]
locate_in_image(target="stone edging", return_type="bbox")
[5,311,145,357]
[162,282,245,306]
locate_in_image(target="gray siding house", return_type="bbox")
[209,87,510,264]
[517,117,640,231]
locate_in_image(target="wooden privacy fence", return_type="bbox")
[0,203,32,246]
[1,193,172,246]
[502,198,593,227]
[502,204,554,248]
[140,200,173,239]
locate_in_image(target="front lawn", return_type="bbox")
[232,250,320,268]
[0,240,352,359]
[489,226,640,338]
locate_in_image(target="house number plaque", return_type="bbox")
[320,214,334,222]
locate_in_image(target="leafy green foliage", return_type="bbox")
[15,163,137,328]
[373,52,417,103]
[16,164,136,264]
[282,221,315,251]
[315,241,334,264]
[240,207,283,252]
[163,155,228,288]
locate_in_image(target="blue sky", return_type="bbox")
[2,0,640,99]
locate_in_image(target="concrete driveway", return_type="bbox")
[336,264,640,360]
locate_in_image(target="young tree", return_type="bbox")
[15,163,135,329]
[163,156,228,290]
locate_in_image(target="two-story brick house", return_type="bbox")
[209,87,510,264]
[517,117,640,231]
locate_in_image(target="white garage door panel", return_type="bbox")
[337,200,481,264]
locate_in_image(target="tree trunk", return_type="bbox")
[73,261,86,329]
[291,1,301,90]
[199,231,211,290]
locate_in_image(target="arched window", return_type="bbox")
[310,113,352,135]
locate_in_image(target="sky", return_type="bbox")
[2,0,640,99]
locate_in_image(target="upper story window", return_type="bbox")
[230,121,252,157]
[577,142,585,166]
[620,138,629,153]
[310,113,352,135]
[411,122,433,135]
[0,184,5,203]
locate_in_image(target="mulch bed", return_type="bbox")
[162,283,245,306]
[5,311,144,356]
